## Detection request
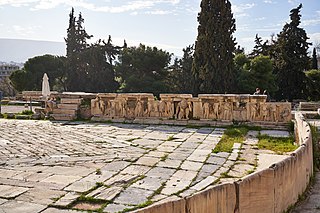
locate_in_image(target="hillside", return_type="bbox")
[0,38,65,63]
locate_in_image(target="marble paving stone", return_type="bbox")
[172,170,197,181]
[25,172,53,182]
[206,156,227,165]
[42,166,94,177]
[132,176,163,191]
[151,194,168,203]
[0,168,22,179]
[101,161,130,172]
[146,167,175,180]
[228,152,239,161]
[114,187,153,205]
[0,185,29,199]
[120,165,151,175]
[179,188,197,197]
[134,156,160,167]
[16,188,66,205]
[104,174,139,186]
[191,176,217,191]
[156,145,177,152]
[103,203,130,213]
[167,149,190,157]
[81,171,115,183]
[0,198,7,205]
[54,192,79,207]
[157,159,182,168]
[12,171,35,180]
[64,180,97,193]
[42,208,83,213]
[196,127,214,134]
[0,200,46,213]
[200,164,219,174]
[40,174,82,186]
[87,186,122,200]
[161,178,191,195]
[145,151,167,158]
[211,152,230,158]
[180,160,203,171]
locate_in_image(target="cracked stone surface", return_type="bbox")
[0,119,293,212]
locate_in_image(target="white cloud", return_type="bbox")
[302,18,320,27]
[288,0,299,5]
[232,3,255,18]
[0,0,181,13]
[145,10,172,15]
[263,0,276,4]
[309,33,320,44]
[232,3,255,14]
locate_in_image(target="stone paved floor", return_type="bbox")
[0,119,291,213]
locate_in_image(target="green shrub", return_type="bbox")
[21,110,34,115]
[257,135,297,154]
[213,127,248,153]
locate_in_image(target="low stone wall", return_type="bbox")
[134,112,313,213]
[91,93,292,124]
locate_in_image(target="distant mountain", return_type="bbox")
[0,38,65,63]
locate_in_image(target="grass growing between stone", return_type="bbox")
[257,135,297,154]
[213,127,248,153]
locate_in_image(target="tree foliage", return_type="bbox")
[64,8,119,92]
[312,48,318,70]
[168,45,195,93]
[192,0,236,94]
[116,44,171,96]
[305,69,320,101]
[235,54,277,95]
[273,4,311,101]
[10,55,67,92]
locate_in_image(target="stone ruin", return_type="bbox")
[90,93,292,123]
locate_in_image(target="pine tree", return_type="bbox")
[312,47,318,70]
[192,0,236,94]
[273,4,311,101]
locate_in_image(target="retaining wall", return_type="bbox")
[135,112,313,213]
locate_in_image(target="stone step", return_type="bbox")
[52,108,77,115]
[57,104,79,110]
[60,98,82,104]
[51,114,76,121]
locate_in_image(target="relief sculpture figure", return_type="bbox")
[203,102,210,119]
[135,99,144,117]
[159,100,167,117]
[223,101,232,120]
[99,98,106,115]
[213,102,220,119]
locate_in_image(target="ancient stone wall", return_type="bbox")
[91,93,292,123]
[134,112,313,213]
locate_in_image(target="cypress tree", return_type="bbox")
[273,4,311,101]
[192,0,236,94]
[312,47,318,70]
[64,8,92,91]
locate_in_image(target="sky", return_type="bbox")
[0,0,319,57]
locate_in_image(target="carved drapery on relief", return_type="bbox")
[91,93,292,123]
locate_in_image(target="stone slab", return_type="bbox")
[114,187,153,205]
[0,185,29,199]
[0,200,46,213]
